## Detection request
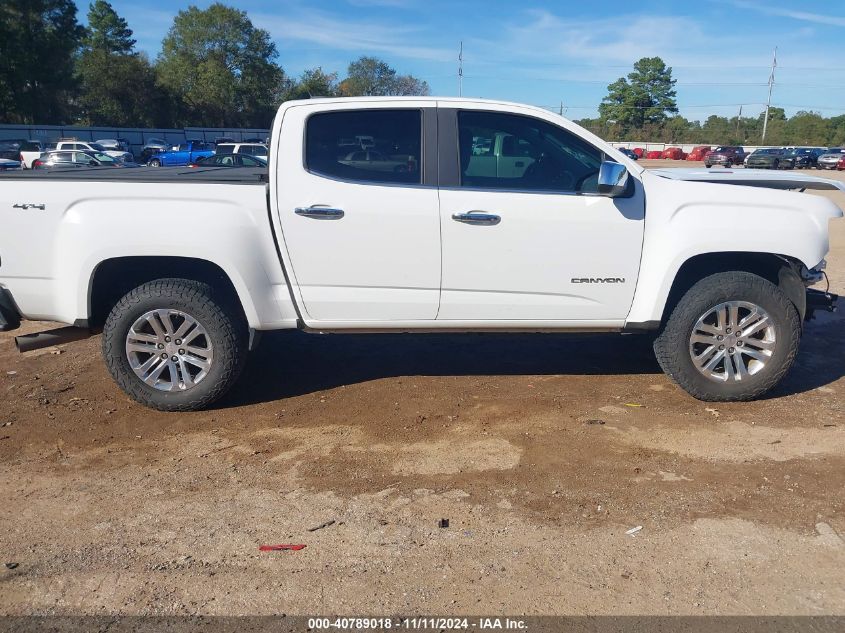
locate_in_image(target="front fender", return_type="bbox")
[627,172,842,324]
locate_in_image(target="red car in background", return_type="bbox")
[838,156,845,171]
[632,147,644,157]
[661,147,687,160]
[686,145,712,161]
[646,150,662,159]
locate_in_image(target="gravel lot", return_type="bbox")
[1,162,844,616]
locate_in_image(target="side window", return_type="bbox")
[458,111,602,193]
[178,143,190,151]
[306,109,422,184]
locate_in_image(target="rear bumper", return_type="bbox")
[0,288,22,331]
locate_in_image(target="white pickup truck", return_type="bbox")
[1,97,842,411]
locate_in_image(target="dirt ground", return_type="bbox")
[1,162,844,616]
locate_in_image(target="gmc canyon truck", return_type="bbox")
[0,97,842,411]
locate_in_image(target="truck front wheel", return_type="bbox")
[653,271,801,401]
[102,279,247,411]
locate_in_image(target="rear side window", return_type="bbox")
[306,109,422,184]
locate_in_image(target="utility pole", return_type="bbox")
[736,104,743,140]
[559,101,563,116]
[458,41,463,97]
[761,47,777,144]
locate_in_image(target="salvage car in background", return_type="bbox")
[189,154,267,167]
[686,146,712,161]
[215,142,268,162]
[661,147,687,160]
[618,148,638,160]
[32,150,136,169]
[704,146,747,168]
[55,139,133,163]
[818,148,845,170]
[645,150,662,159]
[147,140,214,166]
[0,140,24,169]
[787,147,824,169]
[18,140,46,169]
[746,148,794,170]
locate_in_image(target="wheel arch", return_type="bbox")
[86,256,248,329]
[658,252,806,327]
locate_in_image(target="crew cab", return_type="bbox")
[0,97,842,411]
[147,141,214,167]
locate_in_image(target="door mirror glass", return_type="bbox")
[597,161,629,197]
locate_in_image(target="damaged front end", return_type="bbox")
[801,260,838,320]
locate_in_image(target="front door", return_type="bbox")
[437,108,645,322]
[275,103,440,324]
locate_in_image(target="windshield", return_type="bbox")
[92,153,116,163]
[713,146,732,152]
[787,149,813,156]
[754,149,779,154]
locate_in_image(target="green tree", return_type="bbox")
[784,111,830,146]
[76,1,169,126]
[85,0,134,54]
[156,3,285,127]
[338,56,429,96]
[598,57,677,132]
[285,67,339,100]
[0,0,85,124]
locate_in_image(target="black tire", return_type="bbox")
[149,158,161,167]
[724,160,732,168]
[102,278,247,411]
[705,164,712,168]
[653,271,801,401]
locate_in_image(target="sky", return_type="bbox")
[72,0,845,121]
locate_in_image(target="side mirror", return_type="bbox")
[597,161,630,198]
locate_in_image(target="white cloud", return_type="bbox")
[725,1,845,28]
[254,9,453,62]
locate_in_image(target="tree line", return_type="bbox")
[0,0,430,129]
[578,56,845,146]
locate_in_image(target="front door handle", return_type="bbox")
[13,203,45,210]
[295,206,345,220]
[452,211,501,226]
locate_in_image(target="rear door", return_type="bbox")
[436,107,645,322]
[274,102,440,324]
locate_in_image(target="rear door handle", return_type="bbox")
[452,211,501,226]
[294,206,345,220]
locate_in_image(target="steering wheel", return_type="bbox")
[522,153,575,190]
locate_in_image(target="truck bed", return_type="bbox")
[0,166,268,185]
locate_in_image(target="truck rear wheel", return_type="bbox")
[102,279,247,411]
[653,271,801,401]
